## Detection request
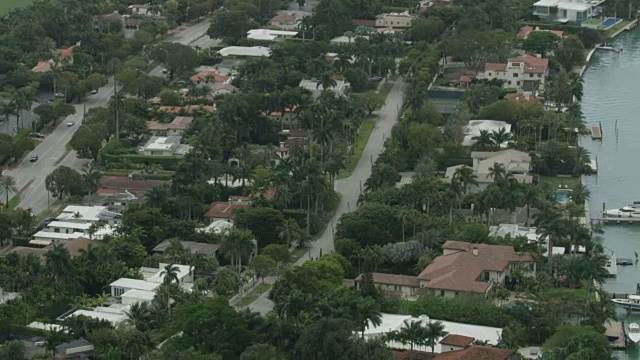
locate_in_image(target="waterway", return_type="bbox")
[582,27,640,360]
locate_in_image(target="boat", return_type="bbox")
[628,323,640,343]
[604,202,640,217]
[612,295,640,310]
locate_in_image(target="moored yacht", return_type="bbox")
[629,323,640,344]
[612,295,640,310]
[604,202,640,217]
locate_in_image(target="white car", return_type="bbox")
[67,122,75,127]
[90,89,98,94]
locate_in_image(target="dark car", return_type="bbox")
[29,155,38,162]
[29,132,45,139]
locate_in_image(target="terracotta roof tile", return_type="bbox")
[356,272,419,287]
[417,241,532,293]
[484,63,506,72]
[147,116,194,131]
[433,346,514,360]
[508,55,549,74]
[439,334,475,347]
[204,202,248,219]
[392,350,436,360]
[190,70,229,83]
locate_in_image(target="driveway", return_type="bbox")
[247,78,406,314]
[3,18,214,216]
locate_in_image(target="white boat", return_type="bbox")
[628,323,640,343]
[604,202,640,217]
[612,295,640,310]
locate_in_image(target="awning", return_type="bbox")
[29,239,53,247]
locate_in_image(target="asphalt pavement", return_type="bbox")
[3,18,214,216]
[246,78,406,315]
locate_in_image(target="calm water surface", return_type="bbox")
[582,27,640,360]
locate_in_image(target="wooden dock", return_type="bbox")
[607,252,618,277]
[592,216,640,225]
[605,321,627,349]
[591,124,602,140]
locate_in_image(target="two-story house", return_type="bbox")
[532,0,605,23]
[417,241,536,297]
[478,55,549,92]
[374,12,416,28]
[147,116,194,136]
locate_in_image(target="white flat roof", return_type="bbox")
[28,322,64,332]
[47,221,92,230]
[110,278,161,291]
[365,313,502,353]
[247,29,298,41]
[146,263,192,283]
[122,289,156,301]
[29,239,53,246]
[33,231,85,241]
[559,1,591,10]
[463,120,511,147]
[58,205,107,221]
[67,309,127,326]
[533,0,559,6]
[218,46,271,57]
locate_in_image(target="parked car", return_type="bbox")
[29,132,45,139]
[29,155,38,162]
[371,76,383,81]
[67,121,75,127]
[90,89,98,94]
[54,93,65,98]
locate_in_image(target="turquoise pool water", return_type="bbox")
[555,189,572,204]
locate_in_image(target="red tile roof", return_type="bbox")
[517,25,534,39]
[31,60,53,73]
[158,105,215,113]
[147,116,194,131]
[204,202,248,219]
[484,63,506,72]
[504,93,540,104]
[270,13,296,23]
[355,272,419,287]
[54,45,78,58]
[433,346,514,360]
[417,241,532,293]
[509,55,549,74]
[99,176,171,190]
[439,334,475,347]
[190,70,229,83]
[392,350,436,360]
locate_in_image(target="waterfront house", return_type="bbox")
[478,55,549,92]
[489,223,548,243]
[532,0,604,23]
[445,149,532,193]
[417,241,536,297]
[461,119,512,148]
[204,200,250,224]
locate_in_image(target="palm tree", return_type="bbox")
[393,319,426,352]
[82,167,101,204]
[452,165,478,196]
[353,297,382,338]
[0,176,18,208]
[125,302,153,332]
[160,263,181,285]
[277,218,303,247]
[424,321,448,353]
[222,229,255,273]
[521,184,543,226]
[145,186,170,209]
[490,128,513,147]
[272,184,292,210]
[488,162,507,183]
[44,245,71,283]
[472,129,494,149]
[109,91,126,139]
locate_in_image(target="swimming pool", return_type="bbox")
[556,189,572,204]
[603,17,618,28]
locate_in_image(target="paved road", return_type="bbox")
[247,78,406,315]
[4,18,214,216]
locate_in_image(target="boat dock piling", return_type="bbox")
[605,321,628,349]
[592,123,603,140]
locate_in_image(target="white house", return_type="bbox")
[533,0,605,23]
[139,136,192,156]
[364,313,503,353]
[478,55,549,92]
[56,205,121,225]
[128,4,150,16]
[247,29,298,41]
[489,223,548,243]
[374,12,416,28]
[461,120,512,148]
[218,46,271,57]
[31,206,120,244]
[444,149,532,193]
[110,263,193,297]
[299,79,350,99]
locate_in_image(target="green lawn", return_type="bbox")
[237,295,258,307]
[337,120,375,179]
[539,175,580,189]
[8,194,20,209]
[582,18,601,25]
[0,0,32,15]
[606,20,631,37]
[254,283,271,294]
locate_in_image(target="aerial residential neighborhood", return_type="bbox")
[0,0,633,358]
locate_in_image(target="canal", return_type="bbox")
[582,27,640,359]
